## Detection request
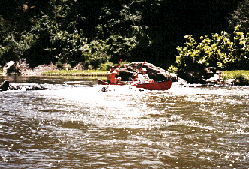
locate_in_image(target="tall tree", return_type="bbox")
[0,0,243,69]
[228,0,249,33]
[130,0,241,67]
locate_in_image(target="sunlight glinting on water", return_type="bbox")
[38,86,155,128]
[1,79,249,168]
[38,85,211,130]
[169,84,249,96]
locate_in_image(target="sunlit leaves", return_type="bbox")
[176,28,249,70]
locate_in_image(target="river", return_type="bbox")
[0,76,248,168]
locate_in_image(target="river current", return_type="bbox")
[0,76,248,168]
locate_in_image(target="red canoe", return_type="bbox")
[98,79,126,86]
[133,80,172,90]
[98,79,172,90]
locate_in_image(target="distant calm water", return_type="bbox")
[0,76,248,168]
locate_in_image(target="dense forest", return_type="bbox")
[0,0,248,70]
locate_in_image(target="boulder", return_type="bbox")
[118,62,172,82]
[177,67,225,84]
[74,62,84,71]
[0,81,48,91]
[206,71,223,84]
[25,85,47,91]
[177,69,206,84]
[0,80,10,91]
[3,61,21,75]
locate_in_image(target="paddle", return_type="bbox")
[116,59,122,75]
[118,59,122,67]
[130,60,146,84]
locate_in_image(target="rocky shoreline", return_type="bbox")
[177,67,249,86]
[1,61,97,76]
[1,61,248,86]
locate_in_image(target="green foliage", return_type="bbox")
[0,0,245,70]
[222,70,249,80]
[80,39,110,69]
[0,0,143,68]
[228,0,249,33]
[222,70,249,85]
[88,65,93,70]
[176,28,249,71]
[1,0,243,70]
[99,62,113,71]
[119,60,130,67]
[42,69,107,76]
[168,65,178,73]
[0,15,36,65]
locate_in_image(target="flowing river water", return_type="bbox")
[0,76,248,168]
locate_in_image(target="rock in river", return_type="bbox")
[0,80,10,91]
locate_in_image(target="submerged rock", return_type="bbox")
[100,86,109,92]
[8,85,21,90]
[0,80,10,91]
[25,85,47,91]
[0,81,47,91]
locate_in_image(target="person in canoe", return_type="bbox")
[137,68,154,84]
[107,66,122,84]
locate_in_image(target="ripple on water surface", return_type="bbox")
[0,83,249,168]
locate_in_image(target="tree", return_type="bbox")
[175,27,249,71]
[0,0,244,69]
[228,0,249,33]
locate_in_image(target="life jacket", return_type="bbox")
[110,70,117,83]
[107,71,112,81]
[138,74,154,83]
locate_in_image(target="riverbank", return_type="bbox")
[222,70,249,85]
[42,70,107,77]
[222,70,249,80]
[1,68,249,85]
[175,69,249,85]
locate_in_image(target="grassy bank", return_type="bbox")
[222,70,249,85]
[42,70,107,76]
[222,70,249,80]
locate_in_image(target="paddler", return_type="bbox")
[137,68,154,84]
[107,66,115,83]
[107,66,122,84]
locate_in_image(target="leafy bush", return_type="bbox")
[88,65,93,70]
[99,62,113,71]
[119,60,130,67]
[176,27,249,71]
[168,65,178,73]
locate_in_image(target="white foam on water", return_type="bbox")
[37,84,249,130]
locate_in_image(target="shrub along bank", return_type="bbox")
[172,25,249,85]
[222,70,249,85]
[175,26,249,72]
